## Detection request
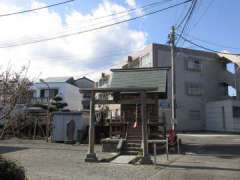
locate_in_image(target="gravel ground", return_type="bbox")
[1,134,240,180]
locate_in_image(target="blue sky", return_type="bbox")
[0,0,239,83]
[48,0,240,52]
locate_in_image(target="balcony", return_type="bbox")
[31,97,49,105]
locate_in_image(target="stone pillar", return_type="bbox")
[140,91,152,164]
[85,91,98,162]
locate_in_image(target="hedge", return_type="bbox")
[0,156,27,180]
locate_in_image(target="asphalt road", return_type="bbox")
[0,134,240,180]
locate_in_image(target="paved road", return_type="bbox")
[0,134,240,180]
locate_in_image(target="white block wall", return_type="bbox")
[206,99,240,132]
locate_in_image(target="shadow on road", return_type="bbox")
[182,143,240,156]
[156,163,240,172]
[0,146,28,154]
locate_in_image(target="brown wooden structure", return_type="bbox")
[81,86,167,164]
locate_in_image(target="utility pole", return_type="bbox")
[168,26,176,130]
[235,64,240,99]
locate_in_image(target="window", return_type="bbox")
[40,89,58,98]
[140,54,152,67]
[228,86,236,97]
[83,93,91,99]
[186,82,202,96]
[49,89,59,98]
[189,110,201,120]
[82,100,90,110]
[40,89,45,98]
[185,57,202,71]
[225,62,235,74]
[233,106,240,118]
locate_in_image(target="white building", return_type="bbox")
[32,76,94,111]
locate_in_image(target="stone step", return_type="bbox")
[127,136,142,140]
[127,131,142,135]
[127,139,142,143]
[121,150,139,155]
[122,146,141,152]
[124,142,141,147]
[111,155,136,164]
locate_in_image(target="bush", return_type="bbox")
[0,156,27,180]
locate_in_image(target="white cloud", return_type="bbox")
[125,0,136,7]
[0,0,147,81]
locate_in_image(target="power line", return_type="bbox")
[176,0,194,29]
[26,47,145,64]
[191,0,215,29]
[56,0,175,34]
[184,34,240,50]
[83,0,175,22]
[176,34,240,55]
[0,0,75,18]
[0,0,192,49]
[1,0,176,45]
[176,0,197,45]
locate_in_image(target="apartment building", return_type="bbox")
[102,44,240,132]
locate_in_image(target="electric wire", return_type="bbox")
[0,0,75,17]
[191,0,215,29]
[176,34,240,55]
[175,0,197,45]
[0,0,192,49]
[1,0,176,45]
[183,34,240,50]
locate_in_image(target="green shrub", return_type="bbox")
[0,156,27,180]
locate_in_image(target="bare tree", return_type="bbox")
[0,65,32,138]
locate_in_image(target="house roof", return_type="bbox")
[41,76,73,83]
[110,67,169,93]
[79,87,158,93]
[74,76,95,83]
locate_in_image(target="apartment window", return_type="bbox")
[233,106,240,118]
[185,57,202,71]
[223,62,236,74]
[140,54,152,67]
[186,82,202,96]
[189,110,201,120]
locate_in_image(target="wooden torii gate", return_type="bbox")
[80,87,158,164]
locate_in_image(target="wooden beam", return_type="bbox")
[80,87,158,93]
[95,99,156,105]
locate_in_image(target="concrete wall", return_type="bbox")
[151,45,239,131]
[52,112,89,142]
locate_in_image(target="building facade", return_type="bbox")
[32,76,94,111]
[119,44,240,132]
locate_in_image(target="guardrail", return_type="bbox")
[148,138,169,164]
